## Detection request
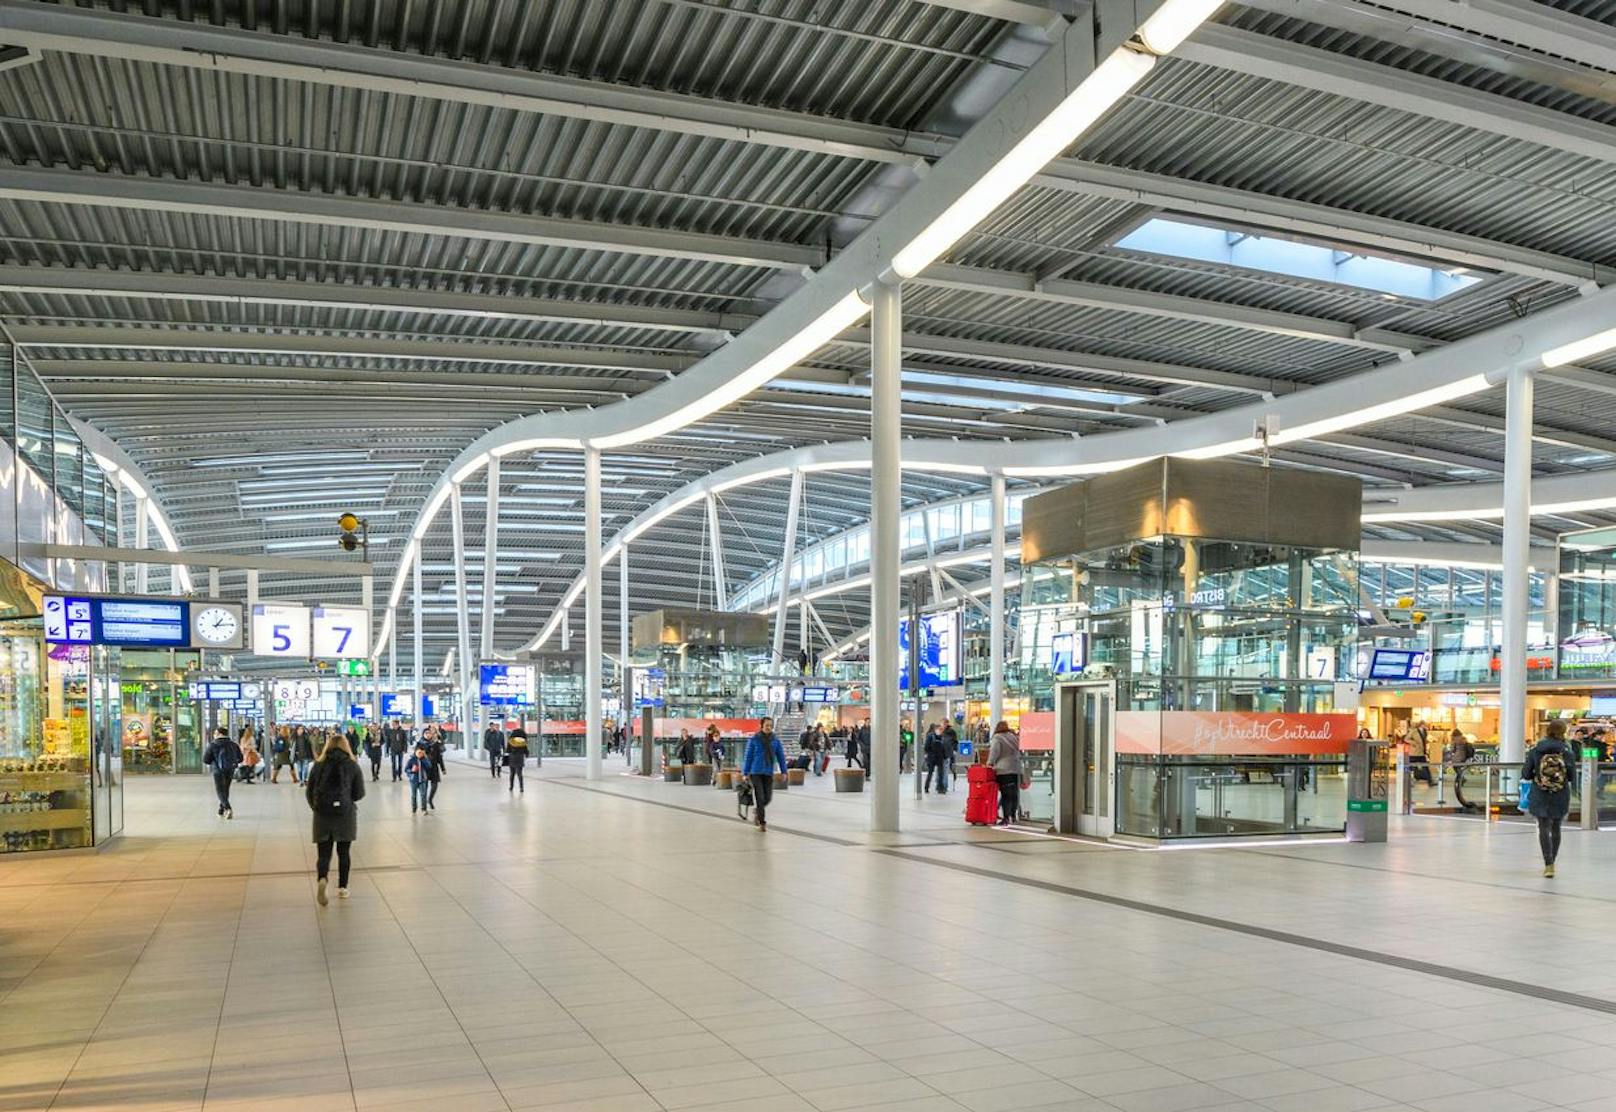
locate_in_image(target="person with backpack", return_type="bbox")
[202,726,243,819]
[405,744,433,815]
[924,725,949,793]
[305,731,366,905]
[505,724,529,794]
[1524,719,1575,877]
[741,717,788,832]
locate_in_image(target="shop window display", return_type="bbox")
[0,621,95,852]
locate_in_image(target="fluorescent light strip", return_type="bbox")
[1543,327,1616,368]
[1271,375,1491,444]
[891,49,1156,279]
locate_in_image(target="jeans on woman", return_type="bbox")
[316,839,351,888]
[295,757,313,783]
[996,773,1020,824]
[410,780,430,812]
[509,760,524,792]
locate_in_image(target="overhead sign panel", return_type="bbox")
[313,605,370,659]
[252,603,310,658]
[479,663,534,706]
[44,594,190,648]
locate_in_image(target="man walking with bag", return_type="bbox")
[741,717,788,832]
[483,720,506,779]
[202,726,242,819]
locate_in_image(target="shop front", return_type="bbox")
[1019,457,1363,842]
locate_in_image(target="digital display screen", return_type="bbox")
[900,610,961,690]
[1368,648,1431,682]
[479,664,534,706]
[380,693,404,718]
[1589,695,1616,716]
[1051,631,1087,675]
[44,595,190,647]
[190,682,243,701]
[420,695,436,718]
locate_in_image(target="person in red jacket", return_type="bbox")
[965,749,999,826]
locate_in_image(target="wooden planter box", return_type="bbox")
[786,768,807,786]
[773,772,788,788]
[663,767,684,782]
[716,769,736,789]
[834,768,865,793]
[682,763,714,786]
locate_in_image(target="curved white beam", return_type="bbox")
[67,415,194,592]
[383,274,1616,653]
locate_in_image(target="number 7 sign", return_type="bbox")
[312,606,371,659]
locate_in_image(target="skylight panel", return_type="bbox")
[1114,217,1485,302]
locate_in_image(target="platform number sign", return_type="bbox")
[312,605,370,660]
[251,603,310,658]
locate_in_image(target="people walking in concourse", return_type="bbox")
[1524,719,1574,878]
[386,720,408,781]
[405,744,433,815]
[202,725,242,819]
[423,726,445,810]
[742,716,788,832]
[293,725,315,785]
[363,724,383,781]
[506,723,529,793]
[924,724,949,793]
[484,720,505,779]
[305,731,365,905]
[988,721,1023,826]
[270,727,292,783]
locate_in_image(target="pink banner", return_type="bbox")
[652,717,761,740]
[1019,711,1055,751]
[1117,711,1357,756]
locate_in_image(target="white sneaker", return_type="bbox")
[337,888,350,900]
[316,878,328,906]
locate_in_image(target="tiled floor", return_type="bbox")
[2,759,1614,1112]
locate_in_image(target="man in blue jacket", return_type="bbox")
[742,717,788,832]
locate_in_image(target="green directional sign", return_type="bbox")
[339,659,371,677]
[1347,799,1387,813]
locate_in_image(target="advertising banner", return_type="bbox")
[1116,711,1358,756]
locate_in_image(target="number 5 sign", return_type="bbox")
[252,603,310,658]
[313,605,370,660]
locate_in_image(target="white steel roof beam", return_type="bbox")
[0,266,756,336]
[0,167,826,272]
[0,0,940,166]
[1178,24,1616,169]
[6,325,698,373]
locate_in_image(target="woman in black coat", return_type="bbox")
[1523,719,1574,878]
[305,734,366,905]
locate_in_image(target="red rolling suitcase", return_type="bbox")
[965,764,999,826]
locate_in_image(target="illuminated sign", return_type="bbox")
[313,605,370,659]
[1367,648,1431,682]
[900,610,961,689]
[44,594,190,648]
[479,664,534,706]
[252,603,310,658]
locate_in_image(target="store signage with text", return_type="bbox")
[1117,711,1358,755]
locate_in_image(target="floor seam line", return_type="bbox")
[870,847,1616,1017]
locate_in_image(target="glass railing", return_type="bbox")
[1115,757,1349,838]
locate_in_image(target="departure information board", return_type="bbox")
[44,595,190,648]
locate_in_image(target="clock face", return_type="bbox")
[196,606,240,645]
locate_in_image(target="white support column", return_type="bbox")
[799,600,809,662]
[208,567,220,599]
[114,483,126,592]
[990,471,1007,728]
[479,455,500,663]
[584,446,604,781]
[706,493,728,610]
[1500,366,1534,763]
[619,543,630,694]
[450,484,475,754]
[387,613,397,696]
[771,469,804,669]
[133,495,149,593]
[411,544,423,731]
[870,280,902,833]
[560,609,570,652]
